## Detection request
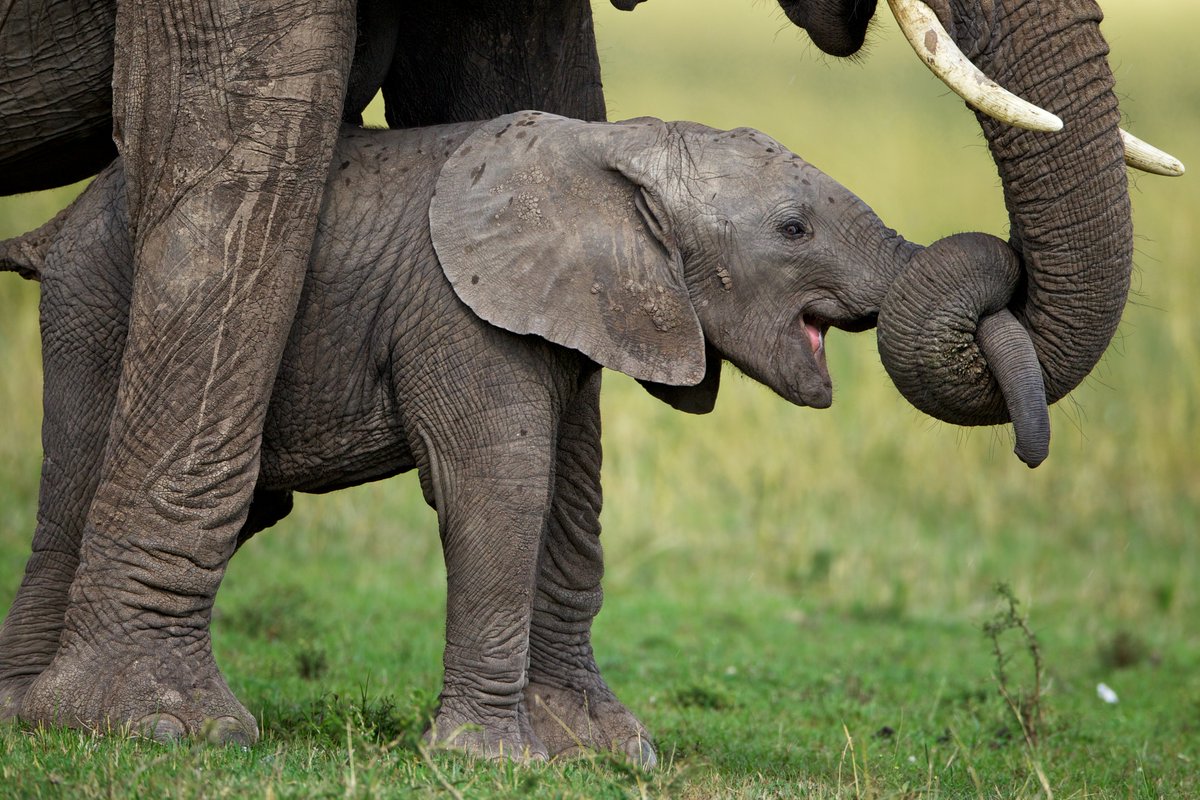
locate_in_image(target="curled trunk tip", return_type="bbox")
[877,233,1050,464]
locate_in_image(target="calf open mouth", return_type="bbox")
[802,314,829,355]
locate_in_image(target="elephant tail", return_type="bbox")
[0,202,73,282]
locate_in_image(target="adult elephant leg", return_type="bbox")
[21,0,354,743]
[381,1,606,129]
[524,369,656,767]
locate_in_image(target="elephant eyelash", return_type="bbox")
[769,201,813,242]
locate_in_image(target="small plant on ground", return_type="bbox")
[983,583,1047,748]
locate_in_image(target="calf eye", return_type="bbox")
[780,219,810,240]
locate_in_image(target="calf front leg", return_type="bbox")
[0,199,131,719]
[523,369,656,767]
[416,398,560,762]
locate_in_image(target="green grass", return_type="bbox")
[1,0,1198,796]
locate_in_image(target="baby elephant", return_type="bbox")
[0,112,914,762]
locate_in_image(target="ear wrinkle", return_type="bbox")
[633,186,675,265]
[633,186,666,239]
[638,186,699,313]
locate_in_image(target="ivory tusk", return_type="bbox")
[887,0,1183,175]
[887,0,1063,132]
[1122,129,1185,176]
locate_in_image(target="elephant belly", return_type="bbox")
[0,0,118,194]
[255,424,415,494]
[257,398,415,494]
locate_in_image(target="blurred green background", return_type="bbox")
[0,0,1196,795]
[579,0,1200,622]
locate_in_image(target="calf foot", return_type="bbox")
[0,638,55,723]
[0,551,80,722]
[0,623,65,723]
[20,637,256,745]
[524,678,656,768]
[0,677,33,723]
[426,698,549,762]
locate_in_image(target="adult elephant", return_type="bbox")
[0,0,1181,762]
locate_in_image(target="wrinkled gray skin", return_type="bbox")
[0,113,912,762]
[0,0,873,191]
[0,0,1138,757]
[0,0,608,752]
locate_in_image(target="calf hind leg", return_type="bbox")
[0,233,128,720]
[523,370,656,767]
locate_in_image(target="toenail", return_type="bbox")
[204,715,255,748]
[137,713,186,742]
[625,737,658,770]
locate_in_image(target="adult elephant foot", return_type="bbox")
[20,636,256,745]
[424,700,549,762]
[524,678,656,767]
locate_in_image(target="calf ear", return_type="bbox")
[430,112,706,387]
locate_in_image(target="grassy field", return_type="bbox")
[1,0,1197,797]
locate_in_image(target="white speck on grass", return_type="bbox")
[1097,682,1119,704]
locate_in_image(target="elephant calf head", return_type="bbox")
[431,112,912,413]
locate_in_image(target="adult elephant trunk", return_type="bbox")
[876,0,1133,467]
